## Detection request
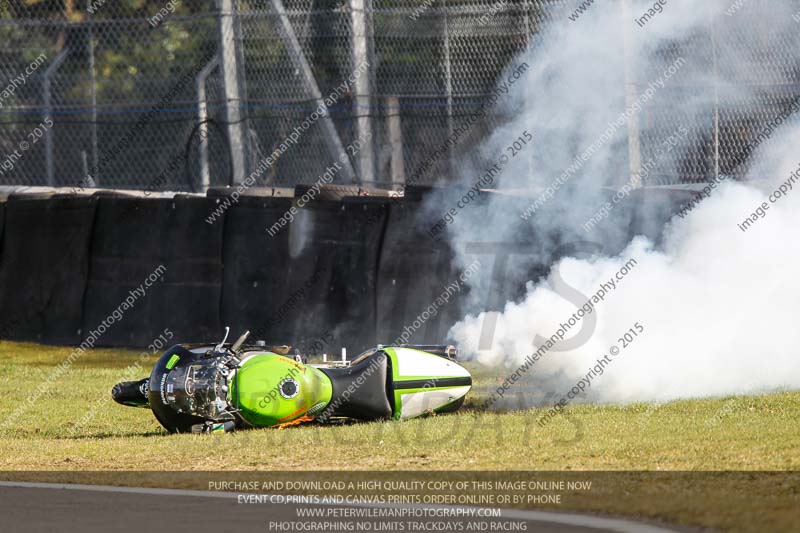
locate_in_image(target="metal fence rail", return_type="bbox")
[0,0,798,191]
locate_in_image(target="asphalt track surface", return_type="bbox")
[0,482,684,533]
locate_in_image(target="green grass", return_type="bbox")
[0,341,798,531]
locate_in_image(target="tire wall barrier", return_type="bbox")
[0,198,5,271]
[0,199,5,250]
[84,195,224,346]
[220,195,296,344]
[376,193,469,346]
[0,187,683,352]
[0,197,11,340]
[0,194,97,344]
[222,196,388,354]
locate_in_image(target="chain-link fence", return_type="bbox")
[635,0,800,185]
[0,0,798,191]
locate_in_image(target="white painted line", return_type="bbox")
[0,480,682,533]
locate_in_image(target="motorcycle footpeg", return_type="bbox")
[191,421,236,434]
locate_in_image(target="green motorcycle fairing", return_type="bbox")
[138,343,471,433]
[229,353,333,427]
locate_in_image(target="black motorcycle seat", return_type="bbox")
[318,352,393,421]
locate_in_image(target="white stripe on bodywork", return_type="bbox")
[399,385,471,419]
[393,348,470,379]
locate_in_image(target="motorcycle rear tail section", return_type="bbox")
[383,347,472,419]
[306,346,473,422]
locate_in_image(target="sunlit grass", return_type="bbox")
[0,341,798,531]
[1,340,797,471]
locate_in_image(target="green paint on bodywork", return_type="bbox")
[165,354,180,370]
[229,353,333,427]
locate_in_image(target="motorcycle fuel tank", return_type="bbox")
[229,353,333,427]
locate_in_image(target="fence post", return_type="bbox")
[442,4,455,180]
[217,0,249,185]
[709,4,720,181]
[43,48,69,187]
[87,8,99,185]
[196,55,220,191]
[386,96,405,188]
[620,0,642,188]
[349,0,376,186]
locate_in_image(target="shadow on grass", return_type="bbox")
[62,430,167,440]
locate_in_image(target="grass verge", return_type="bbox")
[0,341,797,531]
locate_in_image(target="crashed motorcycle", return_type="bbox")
[112,329,472,433]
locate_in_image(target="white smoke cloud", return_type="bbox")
[452,176,800,402]
[444,0,800,403]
